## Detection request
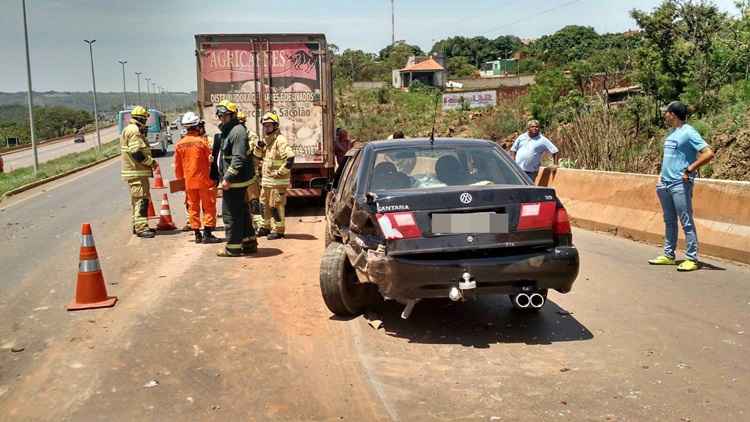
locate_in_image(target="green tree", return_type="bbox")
[529,25,601,65]
[446,56,477,77]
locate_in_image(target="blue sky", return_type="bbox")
[0,0,741,93]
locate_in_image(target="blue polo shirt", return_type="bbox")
[511,133,559,173]
[660,124,709,183]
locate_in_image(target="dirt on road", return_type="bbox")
[1,203,749,421]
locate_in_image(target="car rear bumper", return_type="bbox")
[365,246,579,300]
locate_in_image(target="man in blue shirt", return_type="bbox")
[649,101,714,272]
[510,120,559,184]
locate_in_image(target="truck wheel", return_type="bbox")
[509,289,548,313]
[320,242,369,316]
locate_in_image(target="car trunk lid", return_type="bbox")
[373,186,560,256]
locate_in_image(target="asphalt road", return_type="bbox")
[0,147,748,421]
[1,125,120,172]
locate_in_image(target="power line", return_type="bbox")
[482,0,586,36]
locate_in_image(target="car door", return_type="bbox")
[328,149,362,239]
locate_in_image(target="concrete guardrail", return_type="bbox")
[537,167,750,264]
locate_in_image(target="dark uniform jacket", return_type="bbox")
[219,119,254,188]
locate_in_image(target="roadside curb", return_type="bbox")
[0,153,119,203]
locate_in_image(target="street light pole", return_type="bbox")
[152,82,158,110]
[21,0,38,175]
[118,60,127,110]
[135,72,142,105]
[145,78,151,108]
[84,39,101,152]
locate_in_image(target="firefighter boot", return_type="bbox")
[194,229,203,244]
[267,232,285,240]
[136,229,156,239]
[256,227,270,237]
[202,227,222,244]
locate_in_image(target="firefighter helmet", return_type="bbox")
[131,106,150,119]
[261,111,280,125]
[215,99,238,116]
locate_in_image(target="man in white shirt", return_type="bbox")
[510,120,560,184]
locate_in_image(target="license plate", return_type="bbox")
[431,213,508,234]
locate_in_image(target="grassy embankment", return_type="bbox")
[0,139,119,198]
[337,86,749,182]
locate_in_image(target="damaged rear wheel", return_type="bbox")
[320,242,371,316]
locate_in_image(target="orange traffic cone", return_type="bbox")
[152,166,167,190]
[147,194,158,220]
[67,224,117,311]
[156,193,177,231]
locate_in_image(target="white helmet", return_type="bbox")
[181,112,200,127]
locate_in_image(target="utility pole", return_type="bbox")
[391,0,395,46]
[135,72,142,105]
[84,39,101,152]
[118,60,127,110]
[145,77,151,108]
[21,0,38,175]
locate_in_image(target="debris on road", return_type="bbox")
[143,380,160,388]
[559,367,571,373]
[10,346,25,353]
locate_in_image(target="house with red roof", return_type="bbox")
[392,55,446,90]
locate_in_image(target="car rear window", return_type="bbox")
[368,146,524,191]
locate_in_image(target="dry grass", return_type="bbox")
[554,106,661,174]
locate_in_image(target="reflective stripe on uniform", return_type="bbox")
[226,244,242,250]
[79,259,101,273]
[81,234,95,247]
[122,170,152,177]
[261,179,290,188]
[228,180,253,188]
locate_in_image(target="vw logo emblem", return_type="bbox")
[459,192,473,205]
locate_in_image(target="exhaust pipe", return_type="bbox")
[529,293,546,309]
[514,293,531,309]
[449,287,463,302]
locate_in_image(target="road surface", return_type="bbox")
[1,125,120,172]
[0,147,748,421]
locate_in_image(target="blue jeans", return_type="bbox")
[525,171,539,184]
[656,180,698,261]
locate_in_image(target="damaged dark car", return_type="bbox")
[320,139,580,319]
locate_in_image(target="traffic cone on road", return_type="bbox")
[67,224,117,311]
[156,193,177,231]
[152,166,167,190]
[147,194,158,220]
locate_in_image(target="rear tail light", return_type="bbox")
[554,207,571,235]
[517,201,556,230]
[376,212,422,240]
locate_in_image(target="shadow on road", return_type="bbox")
[283,233,318,241]
[244,247,283,258]
[367,296,593,348]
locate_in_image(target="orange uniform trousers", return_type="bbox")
[186,188,217,230]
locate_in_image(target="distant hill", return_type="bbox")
[0,91,197,114]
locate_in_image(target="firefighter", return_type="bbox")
[256,111,294,240]
[238,111,267,231]
[121,106,158,238]
[216,100,256,257]
[174,112,221,244]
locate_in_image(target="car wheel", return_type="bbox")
[320,241,369,316]
[509,289,548,313]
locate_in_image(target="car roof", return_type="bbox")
[362,138,498,151]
